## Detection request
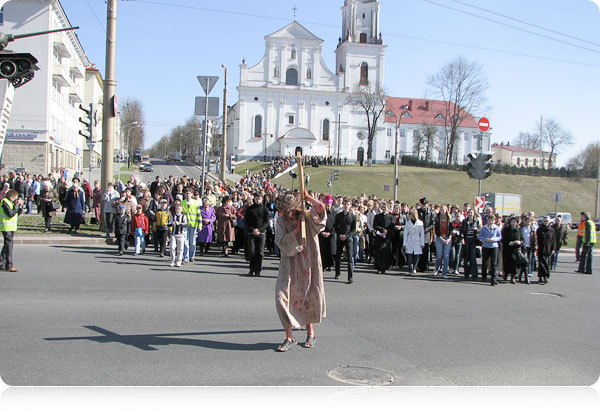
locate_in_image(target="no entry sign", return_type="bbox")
[478,117,490,132]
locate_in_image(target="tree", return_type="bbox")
[512,131,541,150]
[119,98,145,167]
[420,123,438,161]
[412,130,425,159]
[567,141,600,178]
[427,56,489,164]
[347,82,386,166]
[540,118,574,169]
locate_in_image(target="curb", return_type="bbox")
[14,236,111,246]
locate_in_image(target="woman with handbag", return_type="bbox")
[64,178,86,234]
[39,179,58,232]
[501,216,523,284]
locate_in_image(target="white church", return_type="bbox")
[228,0,487,164]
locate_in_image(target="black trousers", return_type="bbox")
[1,231,14,268]
[417,242,431,271]
[156,228,169,255]
[481,247,498,284]
[116,233,128,253]
[335,236,354,281]
[247,232,266,274]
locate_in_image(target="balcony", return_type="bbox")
[68,87,82,104]
[53,32,71,58]
[70,66,83,79]
[52,64,70,87]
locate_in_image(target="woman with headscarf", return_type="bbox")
[274,190,326,352]
[198,197,217,254]
[64,178,86,233]
[215,195,237,256]
[39,179,58,232]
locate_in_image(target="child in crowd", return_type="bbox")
[131,204,149,255]
[169,203,187,267]
[154,199,170,257]
[114,205,131,256]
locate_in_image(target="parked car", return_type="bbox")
[538,212,572,228]
[140,162,153,172]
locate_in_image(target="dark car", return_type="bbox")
[140,162,153,172]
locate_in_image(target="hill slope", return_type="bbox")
[269,164,595,217]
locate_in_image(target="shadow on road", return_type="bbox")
[44,325,280,352]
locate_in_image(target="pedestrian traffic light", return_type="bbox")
[466,153,492,180]
[332,169,339,181]
[0,52,39,88]
[78,103,95,141]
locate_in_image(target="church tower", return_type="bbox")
[335,0,386,92]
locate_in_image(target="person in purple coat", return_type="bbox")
[197,197,216,254]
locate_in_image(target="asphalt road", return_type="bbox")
[138,159,212,185]
[0,245,598,386]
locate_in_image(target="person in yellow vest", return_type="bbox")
[0,189,24,272]
[577,211,596,275]
[182,189,201,263]
[575,215,586,262]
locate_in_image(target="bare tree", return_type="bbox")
[427,56,489,164]
[567,141,600,178]
[540,118,574,169]
[412,131,425,158]
[347,82,386,166]
[512,131,541,150]
[420,124,438,161]
[119,98,145,167]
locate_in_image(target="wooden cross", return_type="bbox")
[296,147,307,245]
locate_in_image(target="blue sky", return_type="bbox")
[59,0,600,166]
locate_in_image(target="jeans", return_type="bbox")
[526,247,535,275]
[550,249,560,270]
[435,237,452,276]
[352,234,360,266]
[134,228,146,254]
[183,226,197,261]
[407,253,419,273]
[450,242,462,272]
[578,243,594,274]
[463,238,479,279]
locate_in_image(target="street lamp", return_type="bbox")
[387,104,409,203]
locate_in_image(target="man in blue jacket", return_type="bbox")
[479,217,502,286]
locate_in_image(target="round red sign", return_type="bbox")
[478,117,490,132]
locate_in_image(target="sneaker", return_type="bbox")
[6,267,17,272]
[170,262,175,267]
[175,263,181,267]
[442,274,448,279]
[190,258,195,262]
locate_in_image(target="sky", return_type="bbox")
[56,0,600,166]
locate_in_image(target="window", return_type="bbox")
[385,150,391,159]
[413,130,418,138]
[400,129,405,138]
[253,115,262,137]
[386,128,392,137]
[402,112,412,118]
[533,158,537,167]
[360,62,368,86]
[288,115,294,125]
[360,33,367,43]
[516,157,520,166]
[435,113,445,120]
[525,158,529,167]
[322,119,330,141]
[0,7,4,25]
[464,133,469,141]
[286,68,298,85]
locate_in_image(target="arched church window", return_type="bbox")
[359,62,368,86]
[322,119,330,141]
[360,33,367,43]
[286,68,298,86]
[253,115,262,138]
[307,68,312,80]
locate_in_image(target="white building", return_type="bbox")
[230,0,387,162]
[2,0,90,176]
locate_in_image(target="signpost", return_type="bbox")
[552,192,562,212]
[197,75,219,196]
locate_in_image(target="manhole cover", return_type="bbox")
[328,366,395,386]
[530,292,563,298]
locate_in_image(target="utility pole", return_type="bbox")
[101,0,117,227]
[539,115,544,167]
[220,65,228,182]
[332,113,347,165]
[596,156,600,219]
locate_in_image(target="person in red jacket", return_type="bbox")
[131,204,149,255]
[82,178,93,213]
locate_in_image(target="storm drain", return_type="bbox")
[530,292,563,298]
[328,366,395,386]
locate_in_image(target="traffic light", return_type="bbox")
[466,153,492,180]
[78,103,95,141]
[332,169,339,181]
[0,52,39,88]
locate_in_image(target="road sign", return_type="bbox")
[194,97,219,116]
[478,117,490,132]
[475,196,485,210]
[383,185,390,192]
[197,76,219,95]
[551,193,562,203]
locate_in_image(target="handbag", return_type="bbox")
[516,248,529,265]
[51,201,61,210]
[90,217,98,225]
[475,247,482,258]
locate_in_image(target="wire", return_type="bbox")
[419,0,600,55]
[121,0,600,68]
[86,0,106,33]
[449,0,600,48]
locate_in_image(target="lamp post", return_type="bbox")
[387,105,408,203]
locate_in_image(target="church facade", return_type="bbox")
[229,0,486,164]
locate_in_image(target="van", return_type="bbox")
[545,212,572,227]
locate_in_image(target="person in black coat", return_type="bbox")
[244,192,270,277]
[114,205,131,255]
[417,198,435,272]
[334,198,356,284]
[536,216,555,285]
[373,202,395,274]
[64,179,86,233]
[501,216,523,284]
[551,216,568,270]
[318,195,336,272]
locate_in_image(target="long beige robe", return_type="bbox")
[275,207,327,328]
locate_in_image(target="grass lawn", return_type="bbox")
[16,214,103,236]
[120,165,137,171]
[273,163,596,218]
[233,161,269,175]
[114,173,133,182]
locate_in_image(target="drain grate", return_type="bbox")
[530,292,563,298]
[328,365,395,386]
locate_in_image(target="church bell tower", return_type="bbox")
[335,0,386,92]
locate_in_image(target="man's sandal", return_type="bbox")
[276,338,296,352]
[303,335,316,348]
